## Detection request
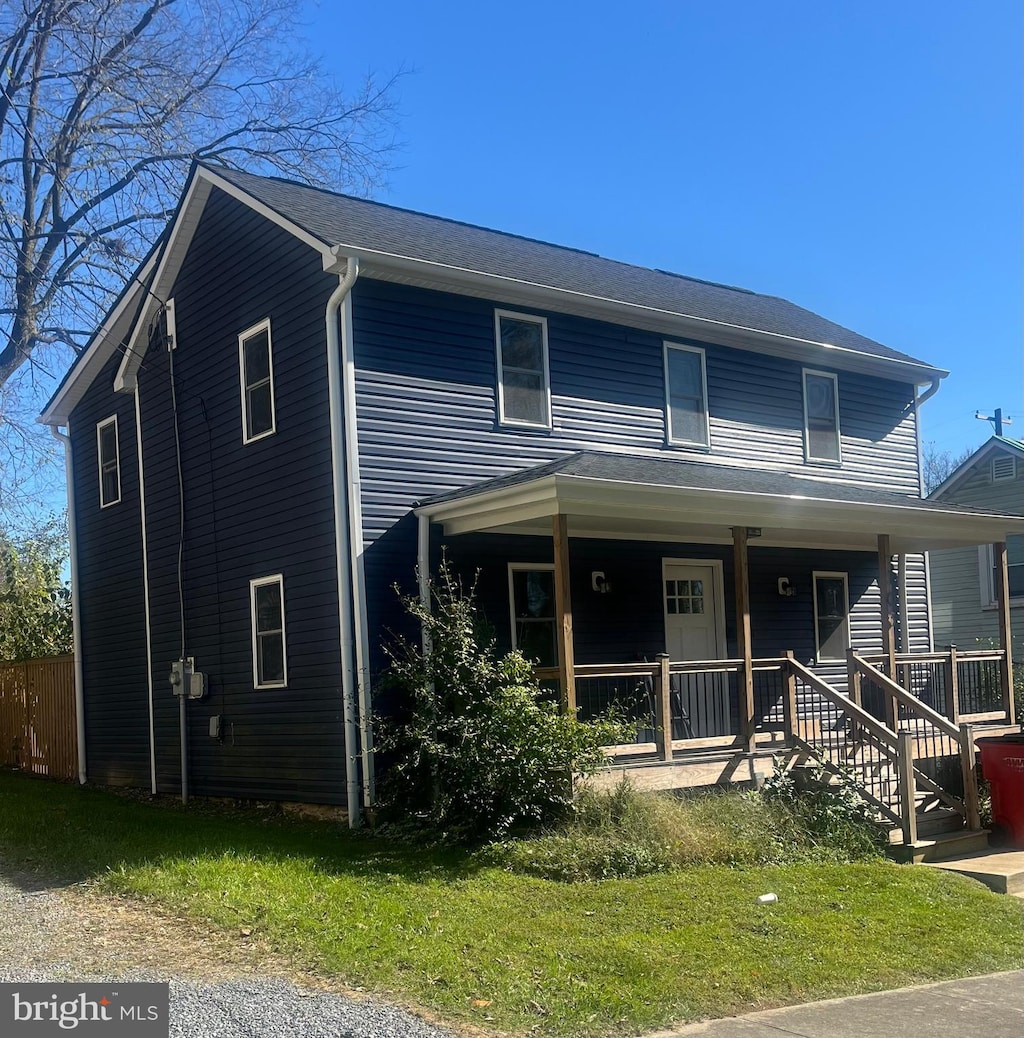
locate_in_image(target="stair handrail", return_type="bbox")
[850,653,960,739]
[786,657,898,749]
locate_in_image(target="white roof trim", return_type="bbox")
[38,250,160,425]
[39,164,339,425]
[350,254,947,385]
[928,437,1024,500]
[418,471,1024,553]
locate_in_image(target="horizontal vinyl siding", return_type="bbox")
[137,188,347,804]
[929,455,1023,658]
[352,278,924,669]
[69,350,151,786]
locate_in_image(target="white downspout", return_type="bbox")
[336,251,375,812]
[50,425,87,785]
[326,256,362,826]
[132,385,158,794]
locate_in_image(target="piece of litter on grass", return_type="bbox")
[756,893,778,904]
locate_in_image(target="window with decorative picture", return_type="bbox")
[96,414,121,507]
[664,342,710,447]
[239,319,276,442]
[508,564,557,667]
[803,369,841,463]
[495,310,551,428]
[813,571,850,662]
[250,574,287,688]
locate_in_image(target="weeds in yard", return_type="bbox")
[487,771,886,882]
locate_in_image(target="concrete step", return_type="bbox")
[888,828,991,864]
[923,848,1024,895]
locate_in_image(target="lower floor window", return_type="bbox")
[250,574,287,688]
[508,563,557,668]
[813,571,850,662]
[985,537,1024,603]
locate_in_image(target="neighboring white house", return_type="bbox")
[928,437,1024,658]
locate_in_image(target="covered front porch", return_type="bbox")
[416,452,1023,846]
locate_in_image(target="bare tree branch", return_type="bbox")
[0,0,401,510]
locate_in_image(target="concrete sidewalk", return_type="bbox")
[656,971,1024,1038]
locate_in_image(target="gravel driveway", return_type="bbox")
[0,867,454,1038]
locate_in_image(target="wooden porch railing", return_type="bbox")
[550,646,997,845]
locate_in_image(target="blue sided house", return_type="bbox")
[40,164,1024,844]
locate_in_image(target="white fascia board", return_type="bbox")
[197,165,336,265]
[421,470,1024,551]
[351,255,947,387]
[39,251,159,426]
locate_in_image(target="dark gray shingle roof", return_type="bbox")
[424,451,1007,516]
[208,165,936,371]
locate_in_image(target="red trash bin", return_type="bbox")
[976,734,1024,848]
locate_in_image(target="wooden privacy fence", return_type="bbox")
[0,655,77,780]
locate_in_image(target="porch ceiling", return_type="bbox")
[417,452,1024,553]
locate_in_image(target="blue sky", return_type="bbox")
[307,0,1022,456]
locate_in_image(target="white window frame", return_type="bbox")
[96,414,121,508]
[663,341,711,449]
[250,574,288,689]
[978,540,1024,608]
[802,368,842,465]
[507,562,557,660]
[812,570,850,663]
[238,318,277,444]
[494,309,552,430]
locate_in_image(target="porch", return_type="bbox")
[416,451,1024,849]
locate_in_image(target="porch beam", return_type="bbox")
[553,513,576,714]
[732,526,755,751]
[994,541,1015,725]
[877,534,898,730]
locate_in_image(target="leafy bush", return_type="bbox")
[0,514,72,661]
[757,760,888,858]
[377,560,627,842]
[488,772,886,882]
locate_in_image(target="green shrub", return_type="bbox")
[757,760,888,859]
[377,560,628,842]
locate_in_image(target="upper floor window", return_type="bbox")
[803,369,841,464]
[96,415,121,507]
[250,574,287,688]
[664,343,710,448]
[495,310,551,429]
[508,563,557,667]
[813,571,850,662]
[238,319,276,443]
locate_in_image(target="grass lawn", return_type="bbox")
[0,772,1020,1037]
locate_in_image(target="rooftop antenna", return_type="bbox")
[976,408,1013,437]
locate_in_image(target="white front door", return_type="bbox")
[663,561,730,739]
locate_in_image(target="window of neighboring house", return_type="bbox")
[664,342,710,448]
[813,571,850,662]
[96,415,121,507]
[238,319,276,442]
[508,563,557,667]
[495,310,551,429]
[981,537,1024,605]
[250,575,287,688]
[803,369,841,464]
